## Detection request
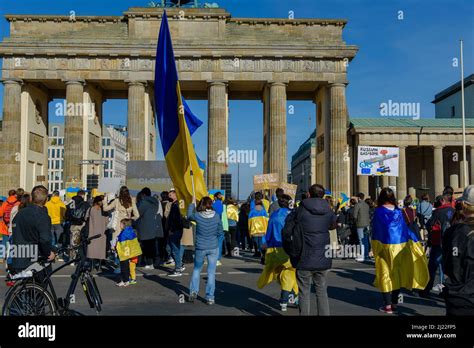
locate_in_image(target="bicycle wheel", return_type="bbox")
[2,281,58,316]
[81,273,102,313]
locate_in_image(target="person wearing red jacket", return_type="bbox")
[0,190,20,263]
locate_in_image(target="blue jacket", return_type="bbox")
[187,203,224,250]
[263,207,290,248]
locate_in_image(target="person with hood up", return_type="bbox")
[258,194,298,312]
[187,196,224,305]
[135,187,164,270]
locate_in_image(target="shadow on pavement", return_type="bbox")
[143,274,189,297]
[214,280,283,316]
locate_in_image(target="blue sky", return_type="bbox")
[0,0,473,198]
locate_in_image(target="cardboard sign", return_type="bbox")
[280,182,298,199]
[181,226,194,246]
[253,173,280,191]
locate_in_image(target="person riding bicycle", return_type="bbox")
[9,185,56,277]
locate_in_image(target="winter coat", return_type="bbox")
[187,203,224,250]
[353,200,370,228]
[136,196,164,241]
[296,198,336,271]
[102,195,139,239]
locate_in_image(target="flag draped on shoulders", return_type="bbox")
[116,226,142,262]
[371,206,429,292]
[154,11,207,213]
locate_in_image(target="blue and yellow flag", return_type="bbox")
[371,207,429,292]
[338,192,350,210]
[116,226,142,262]
[155,11,208,212]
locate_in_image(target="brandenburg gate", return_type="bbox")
[0,7,358,198]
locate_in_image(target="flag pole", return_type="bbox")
[190,169,196,203]
[460,39,468,188]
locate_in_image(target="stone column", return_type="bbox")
[207,81,228,189]
[397,145,407,200]
[63,79,85,184]
[267,82,287,180]
[0,79,23,194]
[329,83,349,198]
[433,145,444,197]
[381,175,390,189]
[389,176,397,196]
[127,81,146,161]
[358,175,369,196]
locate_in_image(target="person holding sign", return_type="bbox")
[249,192,269,258]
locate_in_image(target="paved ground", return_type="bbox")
[0,252,446,316]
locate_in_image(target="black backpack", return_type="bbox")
[68,200,88,225]
[282,206,305,267]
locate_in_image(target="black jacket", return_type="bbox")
[11,204,52,272]
[296,198,336,271]
[66,195,91,225]
[442,220,474,315]
[167,200,183,235]
[136,196,163,241]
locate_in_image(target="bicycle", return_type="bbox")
[2,234,103,316]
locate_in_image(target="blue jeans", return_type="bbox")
[425,245,443,292]
[169,232,184,269]
[253,236,263,251]
[217,233,225,261]
[189,248,219,301]
[356,227,370,259]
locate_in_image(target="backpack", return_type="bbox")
[3,200,17,225]
[281,206,305,267]
[430,214,451,247]
[68,200,88,225]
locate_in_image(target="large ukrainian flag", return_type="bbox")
[371,207,429,292]
[155,11,208,211]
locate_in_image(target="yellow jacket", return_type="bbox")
[45,196,66,225]
[226,204,239,222]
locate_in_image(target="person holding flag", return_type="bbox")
[371,187,429,314]
[154,10,207,220]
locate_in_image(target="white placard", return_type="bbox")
[357,146,399,177]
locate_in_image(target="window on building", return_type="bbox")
[451,106,455,118]
[55,160,59,169]
[51,150,55,159]
[110,149,114,158]
[53,127,58,137]
[107,139,111,146]
[102,138,106,146]
[104,161,108,170]
[55,183,59,190]
[62,149,64,157]
[57,149,60,158]
[104,171,108,178]
[102,149,104,158]
[110,160,113,170]
[106,149,109,158]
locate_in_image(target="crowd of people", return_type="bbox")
[0,182,472,316]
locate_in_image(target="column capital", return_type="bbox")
[433,144,444,150]
[1,78,23,86]
[266,81,287,88]
[63,79,85,86]
[126,80,147,87]
[398,144,407,149]
[328,82,347,88]
[207,80,228,87]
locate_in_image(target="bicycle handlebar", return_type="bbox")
[56,233,103,254]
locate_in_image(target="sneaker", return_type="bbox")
[379,305,394,314]
[164,260,175,267]
[432,283,445,293]
[169,271,182,277]
[144,265,153,270]
[177,266,186,272]
[129,279,137,285]
[391,304,398,313]
[280,303,288,312]
[207,299,215,305]
[216,260,222,266]
[115,281,129,287]
[355,257,365,262]
[188,292,197,303]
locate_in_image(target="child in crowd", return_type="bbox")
[115,219,142,287]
